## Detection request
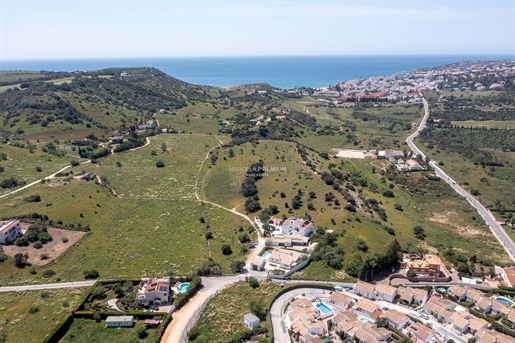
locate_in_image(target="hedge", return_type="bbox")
[41,313,73,343]
[469,308,515,337]
[153,313,172,343]
[267,283,334,341]
[173,275,202,310]
[75,281,99,311]
[73,310,167,319]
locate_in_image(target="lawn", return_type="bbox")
[188,280,282,343]
[59,318,157,343]
[0,134,254,284]
[0,288,86,343]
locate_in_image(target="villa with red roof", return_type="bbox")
[281,217,315,236]
[135,277,171,305]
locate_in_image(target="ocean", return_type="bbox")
[1,55,511,89]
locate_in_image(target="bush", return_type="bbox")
[230,261,246,274]
[84,269,100,279]
[24,194,41,203]
[413,226,426,240]
[238,233,250,243]
[356,238,369,252]
[29,306,39,314]
[43,269,56,278]
[248,276,259,288]
[222,244,232,255]
[156,161,165,168]
[40,253,49,260]
[33,241,43,249]
[205,231,213,239]
[70,160,80,167]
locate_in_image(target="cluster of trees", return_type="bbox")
[1,177,23,189]
[113,134,147,153]
[310,229,345,269]
[242,161,265,213]
[345,239,402,280]
[15,223,52,249]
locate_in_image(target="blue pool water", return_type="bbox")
[316,302,333,314]
[437,287,447,293]
[496,297,514,306]
[359,317,374,323]
[178,283,189,293]
[262,251,271,259]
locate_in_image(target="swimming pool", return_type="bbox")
[262,251,271,259]
[178,283,190,293]
[437,287,447,293]
[316,302,333,314]
[359,317,374,323]
[496,297,515,306]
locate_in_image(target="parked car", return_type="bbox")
[420,313,429,320]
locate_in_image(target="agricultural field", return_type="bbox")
[59,318,158,343]
[0,288,86,343]
[188,280,281,343]
[0,134,253,284]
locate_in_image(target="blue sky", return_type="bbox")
[1,0,513,59]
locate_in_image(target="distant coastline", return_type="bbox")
[0,55,511,89]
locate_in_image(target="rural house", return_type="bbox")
[0,219,21,244]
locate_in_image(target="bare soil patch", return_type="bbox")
[3,224,86,266]
[427,210,481,236]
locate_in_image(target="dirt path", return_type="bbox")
[130,136,151,151]
[161,291,210,343]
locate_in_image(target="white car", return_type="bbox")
[420,313,429,320]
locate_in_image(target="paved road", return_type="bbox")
[406,93,515,261]
[0,280,95,292]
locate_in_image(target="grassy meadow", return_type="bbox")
[189,281,282,343]
[0,288,86,343]
[0,134,254,284]
[59,318,157,343]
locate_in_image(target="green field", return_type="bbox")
[0,288,86,343]
[59,318,157,343]
[0,134,256,284]
[188,281,280,343]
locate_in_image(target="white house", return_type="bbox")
[268,248,301,270]
[380,310,410,330]
[135,277,170,304]
[281,217,315,236]
[409,323,435,343]
[354,282,375,299]
[244,313,260,329]
[0,220,21,244]
[374,284,397,303]
[106,316,134,328]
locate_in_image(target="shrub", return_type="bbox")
[29,306,39,314]
[205,231,213,239]
[33,241,43,249]
[238,233,250,243]
[248,276,259,288]
[230,261,246,274]
[356,238,369,252]
[222,244,232,255]
[156,161,165,168]
[62,237,68,243]
[40,253,49,260]
[43,269,56,278]
[84,269,100,279]
[70,160,80,167]
[413,226,426,240]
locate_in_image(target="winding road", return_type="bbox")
[407,93,515,261]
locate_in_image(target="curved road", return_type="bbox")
[407,93,515,261]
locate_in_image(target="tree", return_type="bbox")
[205,231,213,239]
[230,260,246,273]
[222,244,232,255]
[70,160,80,167]
[291,195,303,210]
[161,142,167,153]
[156,161,165,168]
[244,198,261,213]
[248,276,259,289]
[356,239,369,252]
[376,317,389,328]
[413,226,426,240]
[84,269,100,279]
[250,299,266,320]
[14,253,28,268]
[238,233,250,243]
[228,148,235,157]
[137,326,148,339]
[309,191,317,199]
[407,270,417,278]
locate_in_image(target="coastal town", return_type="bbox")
[277,60,515,103]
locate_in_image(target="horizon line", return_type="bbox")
[2,53,514,62]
